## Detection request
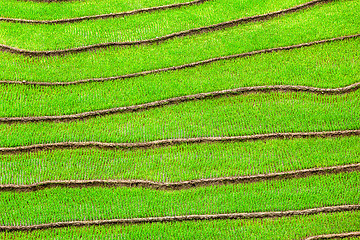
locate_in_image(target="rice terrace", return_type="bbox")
[0,0,359,238]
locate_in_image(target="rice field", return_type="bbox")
[0,0,359,238]
[1,137,359,184]
[2,211,359,239]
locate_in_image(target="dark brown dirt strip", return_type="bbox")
[0,205,358,232]
[0,0,337,57]
[1,0,209,24]
[1,163,359,192]
[304,232,360,240]
[1,34,358,86]
[1,83,359,124]
[0,130,359,154]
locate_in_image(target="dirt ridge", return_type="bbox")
[1,34,358,86]
[303,232,360,240]
[0,205,358,232]
[18,0,75,2]
[0,0,336,57]
[1,130,359,154]
[1,0,209,24]
[1,163,359,192]
[1,83,359,124]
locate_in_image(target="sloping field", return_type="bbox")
[1,211,359,239]
[0,0,359,238]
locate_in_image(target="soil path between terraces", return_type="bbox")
[0,0,338,56]
[303,231,360,240]
[1,34,358,86]
[0,205,358,232]
[0,0,209,24]
[1,163,359,192]
[0,130,359,154]
[18,0,80,2]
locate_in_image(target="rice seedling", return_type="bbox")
[1,0,358,236]
[0,0,322,50]
[0,0,200,20]
[0,38,358,117]
[0,0,358,82]
[0,136,359,184]
[0,172,359,226]
[1,211,358,239]
[0,91,359,147]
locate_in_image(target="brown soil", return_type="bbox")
[0,34,358,86]
[1,0,209,24]
[303,232,360,240]
[0,130,359,154]
[0,0,336,57]
[0,205,358,232]
[1,163,359,192]
[1,83,359,124]
[17,0,73,2]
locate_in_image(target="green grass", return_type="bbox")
[0,172,359,225]
[0,0,194,20]
[0,0,313,50]
[1,136,359,184]
[0,91,359,147]
[0,0,358,82]
[1,211,359,239]
[0,38,359,117]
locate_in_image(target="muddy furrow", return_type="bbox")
[1,0,209,24]
[0,205,358,232]
[1,34,358,86]
[0,130,359,154]
[304,232,360,240]
[1,83,359,124]
[1,163,359,192]
[0,0,337,57]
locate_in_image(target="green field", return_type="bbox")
[0,0,197,20]
[0,0,359,238]
[1,38,359,117]
[4,212,360,239]
[1,0,359,82]
[1,137,359,184]
[1,212,359,239]
[1,0,338,50]
[1,91,359,146]
[1,172,360,225]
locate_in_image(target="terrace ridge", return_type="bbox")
[1,34,358,86]
[0,0,336,56]
[0,0,210,24]
[303,231,360,240]
[1,130,359,154]
[1,83,359,123]
[0,205,358,232]
[1,163,359,192]
[19,0,75,2]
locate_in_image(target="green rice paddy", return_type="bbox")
[2,211,358,239]
[0,0,359,237]
[1,172,359,225]
[0,37,359,117]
